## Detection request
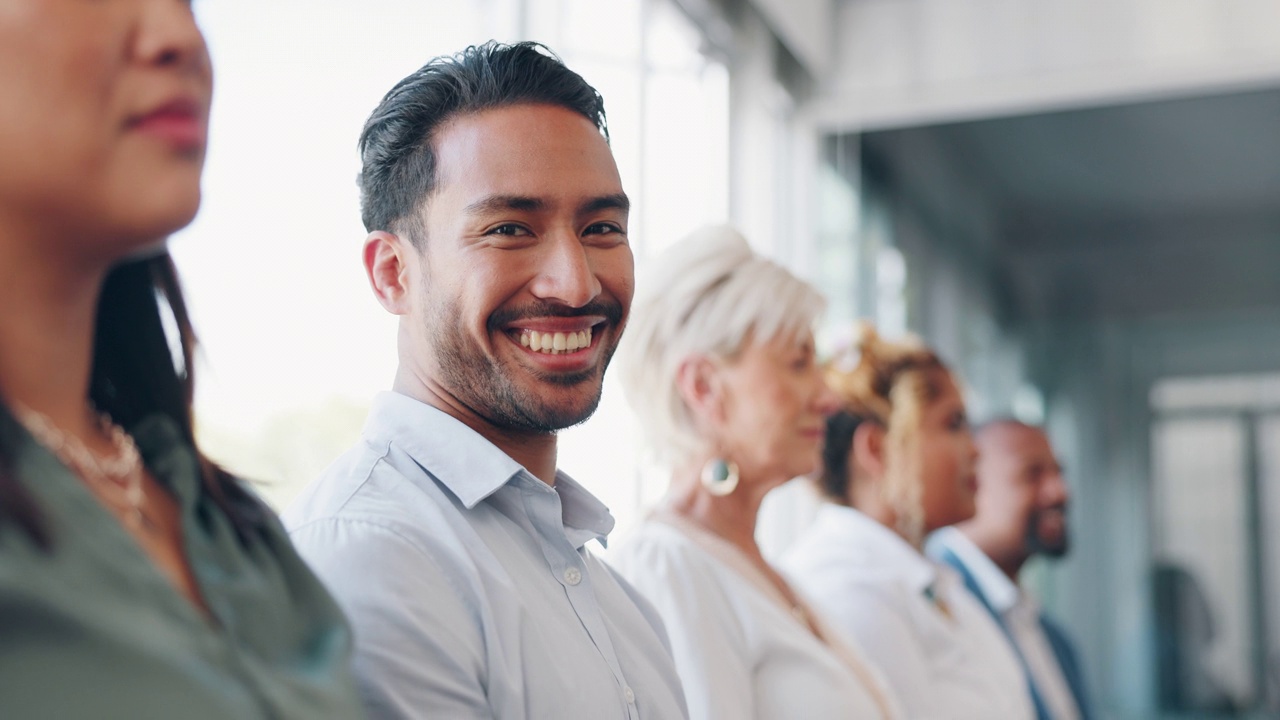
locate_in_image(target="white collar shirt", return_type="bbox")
[612,518,903,720]
[780,505,1034,720]
[930,528,1081,720]
[283,392,689,720]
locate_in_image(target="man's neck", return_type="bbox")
[391,366,559,485]
[957,524,1026,582]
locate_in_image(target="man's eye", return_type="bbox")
[584,222,623,235]
[489,224,530,236]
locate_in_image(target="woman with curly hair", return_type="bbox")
[782,326,1034,719]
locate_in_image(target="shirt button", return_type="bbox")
[563,567,582,586]
[624,686,635,704]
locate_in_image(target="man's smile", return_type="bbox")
[517,327,593,354]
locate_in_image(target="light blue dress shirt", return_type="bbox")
[283,391,689,720]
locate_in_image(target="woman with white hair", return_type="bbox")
[611,225,901,720]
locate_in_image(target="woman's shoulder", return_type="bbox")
[612,519,754,607]
[612,519,719,578]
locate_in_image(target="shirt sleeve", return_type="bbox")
[611,536,755,720]
[288,518,494,720]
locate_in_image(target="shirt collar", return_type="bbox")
[816,503,938,594]
[554,471,616,549]
[364,391,525,509]
[930,526,1021,612]
[363,391,615,547]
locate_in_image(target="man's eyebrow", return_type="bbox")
[579,193,630,215]
[464,195,547,215]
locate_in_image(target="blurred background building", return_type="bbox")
[176,2,1280,717]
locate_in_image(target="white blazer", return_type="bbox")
[782,505,1035,720]
[613,514,901,720]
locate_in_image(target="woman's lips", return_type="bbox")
[128,98,206,150]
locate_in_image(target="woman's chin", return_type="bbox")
[111,194,200,251]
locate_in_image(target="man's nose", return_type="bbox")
[528,231,601,308]
[1044,469,1071,506]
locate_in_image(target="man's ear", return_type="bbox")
[852,421,888,483]
[674,355,726,428]
[364,231,415,315]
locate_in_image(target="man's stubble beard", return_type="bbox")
[1025,507,1070,559]
[424,294,618,434]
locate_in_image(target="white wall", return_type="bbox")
[750,0,835,76]
[815,0,1280,131]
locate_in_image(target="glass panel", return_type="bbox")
[814,163,859,341]
[180,0,492,507]
[1258,414,1280,712]
[640,60,731,256]
[1151,416,1252,712]
[644,0,707,72]
[558,0,643,61]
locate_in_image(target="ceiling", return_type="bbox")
[861,87,1280,321]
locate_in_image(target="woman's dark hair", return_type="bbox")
[0,254,265,550]
[357,40,609,245]
[819,411,872,503]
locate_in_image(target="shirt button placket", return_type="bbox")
[562,566,582,586]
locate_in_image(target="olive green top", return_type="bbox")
[0,412,365,719]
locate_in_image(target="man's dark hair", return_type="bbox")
[357,41,609,244]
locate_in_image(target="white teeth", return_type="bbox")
[518,328,596,355]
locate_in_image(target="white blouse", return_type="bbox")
[781,505,1035,720]
[612,515,901,720]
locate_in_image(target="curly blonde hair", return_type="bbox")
[823,323,951,545]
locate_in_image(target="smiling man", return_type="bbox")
[928,420,1092,720]
[283,43,688,720]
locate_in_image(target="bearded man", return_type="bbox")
[929,420,1092,720]
[284,42,687,720]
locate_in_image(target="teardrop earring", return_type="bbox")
[700,458,740,496]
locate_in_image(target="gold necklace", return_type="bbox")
[16,404,150,530]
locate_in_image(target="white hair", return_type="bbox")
[618,224,826,467]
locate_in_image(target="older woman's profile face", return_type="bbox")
[0,0,211,254]
[716,330,838,487]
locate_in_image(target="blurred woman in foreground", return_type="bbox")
[0,2,362,716]
[611,225,901,719]
[782,327,1033,719]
